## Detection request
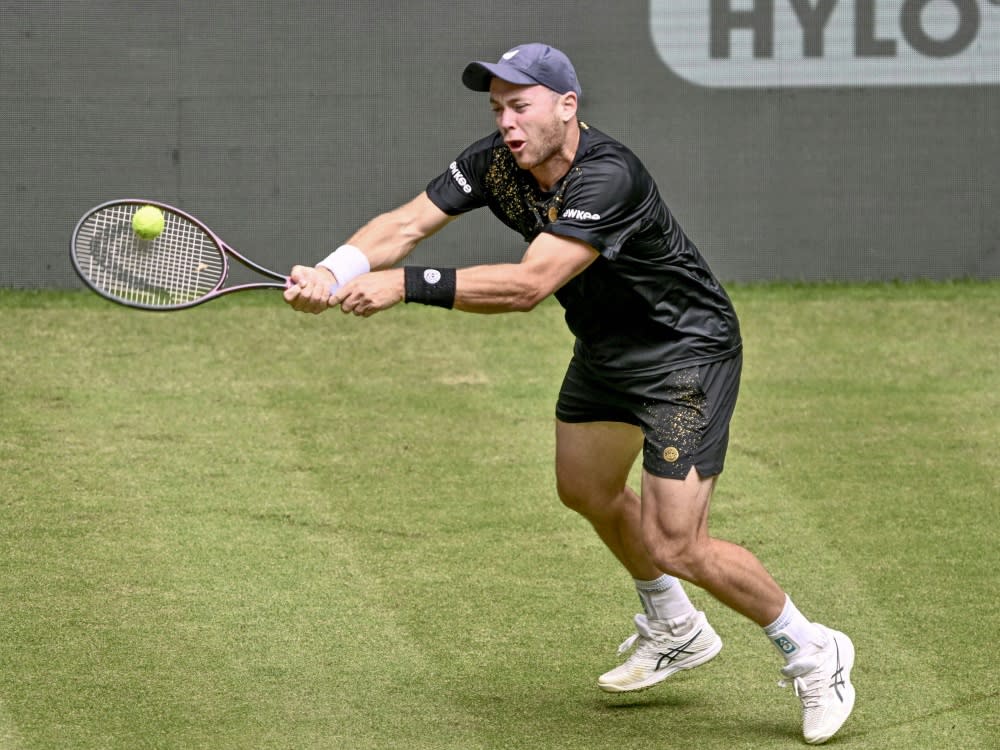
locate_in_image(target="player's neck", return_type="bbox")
[531,121,581,192]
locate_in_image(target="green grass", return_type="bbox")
[0,283,997,749]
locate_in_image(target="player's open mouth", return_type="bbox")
[506,139,526,153]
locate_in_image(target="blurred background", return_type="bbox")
[3,0,998,287]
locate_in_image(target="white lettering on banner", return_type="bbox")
[561,209,602,221]
[449,161,473,193]
[649,0,1000,87]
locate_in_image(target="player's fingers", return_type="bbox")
[357,295,383,317]
[286,269,320,308]
[343,294,363,315]
[327,287,346,307]
[288,265,312,285]
[339,293,364,316]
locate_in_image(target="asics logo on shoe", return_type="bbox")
[654,629,701,671]
[830,639,846,702]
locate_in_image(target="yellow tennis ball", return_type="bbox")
[132,205,165,240]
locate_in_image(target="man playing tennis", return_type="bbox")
[284,43,856,745]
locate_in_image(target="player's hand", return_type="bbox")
[331,268,405,317]
[284,265,337,314]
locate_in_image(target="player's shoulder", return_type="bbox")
[572,124,652,197]
[575,124,648,176]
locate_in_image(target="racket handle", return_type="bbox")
[284,278,341,295]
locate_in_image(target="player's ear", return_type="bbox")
[558,91,578,122]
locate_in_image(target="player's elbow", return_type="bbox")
[509,279,551,312]
[509,294,541,312]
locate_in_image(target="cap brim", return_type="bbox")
[462,61,539,91]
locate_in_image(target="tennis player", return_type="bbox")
[284,43,855,745]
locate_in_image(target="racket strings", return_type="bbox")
[74,204,226,307]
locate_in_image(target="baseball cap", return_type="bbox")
[462,43,582,97]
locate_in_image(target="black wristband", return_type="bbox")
[404,266,456,309]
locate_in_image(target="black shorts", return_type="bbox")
[555,352,742,479]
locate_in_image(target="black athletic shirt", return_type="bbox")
[425,124,742,381]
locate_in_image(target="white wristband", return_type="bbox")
[317,244,371,289]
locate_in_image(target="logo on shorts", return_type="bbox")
[663,446,680,462]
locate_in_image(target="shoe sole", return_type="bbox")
[804,630,856,745]
[597,635,723,694]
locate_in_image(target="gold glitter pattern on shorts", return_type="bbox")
[643,367,707,471]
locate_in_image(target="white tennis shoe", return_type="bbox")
[779,625,856,745]
[597,612,722,693]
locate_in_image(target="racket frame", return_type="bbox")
[70,199,287,311]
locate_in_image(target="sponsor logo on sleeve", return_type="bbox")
[449,161,473,194]
[561,208,602,221]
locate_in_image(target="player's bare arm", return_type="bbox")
[346,192,456,269]
[333,231,599,318]
[454,232,597,313]
[284,192,454,314]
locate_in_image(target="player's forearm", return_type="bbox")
[344,192,453,271]
[346,211,423,270]
[452,264,551,314]
[405,235,596,314]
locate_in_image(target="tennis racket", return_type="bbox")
[71,199,293,311]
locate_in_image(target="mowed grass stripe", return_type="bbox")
[1,284,997,749]
[733,284,1000,745]
[0,301,456,747]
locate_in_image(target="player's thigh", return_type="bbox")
[555,419,643,504]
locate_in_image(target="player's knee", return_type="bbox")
[555,475,614,520]
[555,475,591,514]
[643,534,708,583]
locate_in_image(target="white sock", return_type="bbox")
[634,575,698,634]
[763,595,826,662]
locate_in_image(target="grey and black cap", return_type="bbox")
[462,43,582,97]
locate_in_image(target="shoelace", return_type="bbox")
[615,614,659,656]
[616,632,639,656]
[778,660,826,709]
[778,675,824,708]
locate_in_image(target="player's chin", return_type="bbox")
[511,152,534,169]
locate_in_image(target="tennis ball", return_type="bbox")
[132,205,165,240]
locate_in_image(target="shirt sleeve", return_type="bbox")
[425,137,495,216]
[544,148,652,261]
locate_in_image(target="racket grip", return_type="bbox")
[283,277,341,296]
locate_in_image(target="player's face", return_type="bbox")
[489,80,573,172]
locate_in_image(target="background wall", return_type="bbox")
[3,0,998,287]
